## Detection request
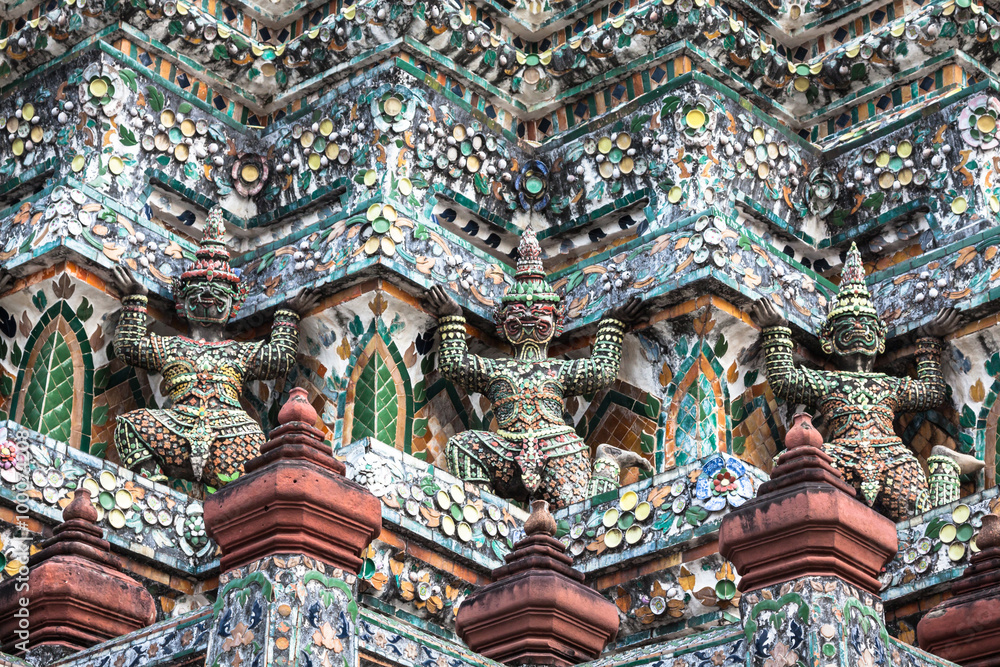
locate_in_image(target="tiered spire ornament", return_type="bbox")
[456,500,619,666]
[205,387,382,572]
[0,490,156,653]
[426,227,650,509]
[110,207,319,488]
[749,243,982,521]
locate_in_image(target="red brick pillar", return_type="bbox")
[203,387,383,667]
[204,386,382,573]
[719,414,899,667]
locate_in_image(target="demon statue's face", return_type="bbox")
[179,279,236,326]
[820,312,887,359]
[497,302,561,349]
[170,207,247,328]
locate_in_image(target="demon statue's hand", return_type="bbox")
[916,307,962,339]
[0,270,13,296]
[608,295,645,326]
[748,298,788,329]
[426,285,462,318]
[287,288,322,317]
[111,265,149,297]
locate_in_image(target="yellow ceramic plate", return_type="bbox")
[620,490,638,512]
[380,236,395,256]
[100,470,117,491]
[115,489,133,509]
[89,78,109,98]
[108,508,126,529]
[242,163,261,182]
[457,522,473,542]
[952,504,971,524]
[82,477,101,497]
[463,505,480,523]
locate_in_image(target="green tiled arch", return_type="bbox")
[11,302,94,453]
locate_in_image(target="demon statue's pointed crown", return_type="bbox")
[819,242,887,356]
[494,227,564,341]
[170,207,250,319]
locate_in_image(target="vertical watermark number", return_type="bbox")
[3,435,31,651]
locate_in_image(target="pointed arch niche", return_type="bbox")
[342,332,412,452]
[976,393,1000,490]
[11,304,93,451]
[664,354,728,469]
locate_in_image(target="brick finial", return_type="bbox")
[0,490,156,654]
[918,512,1000,663]
[205,387,382,573]
[719,413,897,595]
[456,499,619,667]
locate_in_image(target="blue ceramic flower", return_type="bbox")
[694,453,755,511]
[515,160,550,212]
